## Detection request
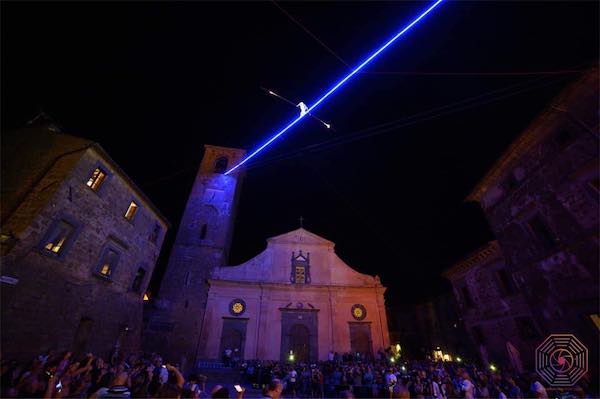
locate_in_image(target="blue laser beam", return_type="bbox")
[225,0,445,175]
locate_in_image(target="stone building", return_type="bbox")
[443,241,534,371]
[447,68,599,369]
[143,145,389,367]
[198,228,390,362]
[1,124,169,361]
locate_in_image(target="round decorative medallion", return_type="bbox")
[351,304,367,320]
[229,298,246,316]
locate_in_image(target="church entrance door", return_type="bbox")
[349,322,373,359]
[280,309,318,363]
[219,318,248,361]
[290,324,310,362]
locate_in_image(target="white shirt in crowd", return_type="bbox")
[432,380,446,399]
[385,372,397,388]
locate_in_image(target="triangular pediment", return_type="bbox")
[267,228,334,247]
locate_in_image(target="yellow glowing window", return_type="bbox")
[86,168,107,191]
[143,293,150,301]
[97,249,119,278]
[295,265,305,283]
[100,264,111,276]
[43,221,74,255]
[124,201,139,221]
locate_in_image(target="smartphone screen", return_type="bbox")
[234,385,242,392]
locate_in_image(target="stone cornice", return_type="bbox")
[207,278,385,291]
[442,241,502,280]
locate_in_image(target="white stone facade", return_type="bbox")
[198,228,390,361]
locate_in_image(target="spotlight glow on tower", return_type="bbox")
[225,0,445,175]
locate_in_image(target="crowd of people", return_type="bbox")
[0,351,206,398]
[1,348,596,399]
[238,351,595,399]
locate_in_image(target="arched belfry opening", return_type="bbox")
[214,156,228,174]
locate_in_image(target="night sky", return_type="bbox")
[2,1,598,305]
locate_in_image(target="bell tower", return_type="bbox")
[157,145,246,367]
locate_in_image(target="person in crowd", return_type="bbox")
[460,371,475,399]
[432,374,446,399]
[505,376,523,399]
[90,371,131,399]
[384,368,397,399]
[529,374,549,399]
[262,378,283,399]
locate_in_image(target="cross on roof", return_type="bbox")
[298,216,304,228]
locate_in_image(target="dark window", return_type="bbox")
[504,172,519,191]
[200,224,207,240]
[96,248,120,279]
[149,223,161,243]
[184,271,192,286]
[131,268,146,292]
[516,317,538,340]
[86,168,107,191]
[588,177,600,193]
[471,326,486,345]
[495,269,516,296]
[527,215,557,250]
[584,176,600,201]
[554,129,577,148]
[461,286,474,308]
[214,157,228,174]
[40,220,76,256]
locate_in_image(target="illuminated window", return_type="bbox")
[96,248,120,279]
[124,201,139,221]
[290,251,311,284]
[295,265,305,283]
[41,220,75,256]
[214,157,228,174]
[131,267,146,292]
[86,167,107,191]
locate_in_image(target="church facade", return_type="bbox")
[146,144,389,367]
[197,228,390,362]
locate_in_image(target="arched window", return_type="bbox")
[200,224,207,240]
[214,157,228,174]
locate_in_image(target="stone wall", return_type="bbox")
[144,145,246,368]
[456,69,599,371]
